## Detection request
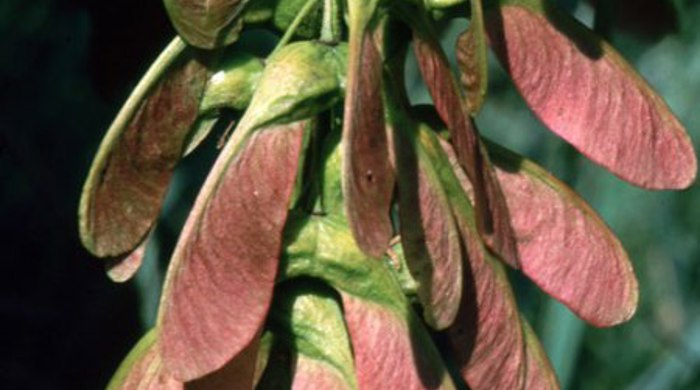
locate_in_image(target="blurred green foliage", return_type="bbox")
[2,0,699,388]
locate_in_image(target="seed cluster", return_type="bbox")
[80,0,696,389]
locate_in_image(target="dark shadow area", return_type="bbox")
[540,0,604,58]
[609,0,679,42]
[0,0,171,388]
[62,0,173,101]
[482,137,526,173]
[405,310,455,389]
[253,337,293,389]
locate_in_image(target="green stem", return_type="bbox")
[109,37,187,131]
[270,0,320,57]
[320,0,342,43]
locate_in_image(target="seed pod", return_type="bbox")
[106,329,262,389]
[236,40,347,132]
[487,0,696,189]
[342,3,395,258]
[106,330,180,389]
[185,50,265,156]
[199,51,264,114]
[413,126,528,390]
[483,140,637,327]
[158,122,307,380]
[391,108,463,331]
[282,187,456,390]
[410,13,519,268]
[243,0,278,24]
[164,0,247,48]
[79,38,210,260]
[456,0,488,114]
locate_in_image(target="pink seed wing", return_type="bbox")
[487,4,696,189]
[159,123,305,380]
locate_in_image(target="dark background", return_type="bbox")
[1,1,171,388]
[1,0,699,389]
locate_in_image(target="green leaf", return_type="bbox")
[79,38,210,259]
[319,125,345,216]
[486,0,696,189]
[164,0,247,48]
